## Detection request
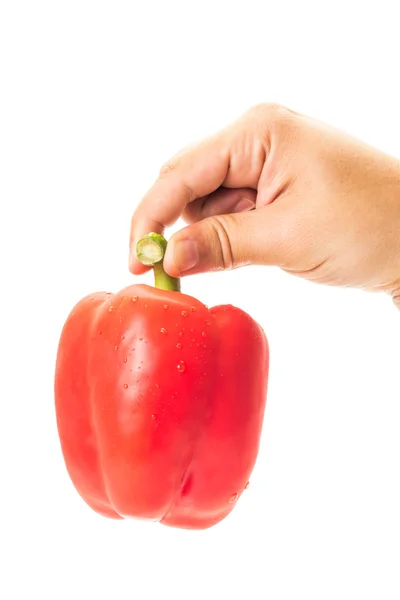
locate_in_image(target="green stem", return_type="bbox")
[136,233,181,292]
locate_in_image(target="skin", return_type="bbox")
[129,104,400,309]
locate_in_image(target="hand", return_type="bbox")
[129,104,400,307]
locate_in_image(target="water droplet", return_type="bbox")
[163,304,169,310]
[124,358,128,363]
[131,296,138,303]
[205,320,211,326]
[98,331,102,335]
[151,414,156,420]
[202,331,206,337]
[189,328,194,332]
[123,384,128,389]
[155,383,160,388]
[176,343,182,349]
[178,331,184,337]
[191,306,196,312]
[229,493,238,503]
[144,303,148,308]
[138,337,143,341]
[181,310,188,317]
[160,327,167,334]
[177,361,186,373]
[245,482,250,490]
[114,345,118,351]
[108,306,114,312]
[121,335,125,340]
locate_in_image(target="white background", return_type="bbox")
[1,2,399,599]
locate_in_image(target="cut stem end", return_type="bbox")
[136,233,180,292]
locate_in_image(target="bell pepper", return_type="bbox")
[55,233,269,529]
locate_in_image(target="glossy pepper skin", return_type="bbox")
[55,235,269,529]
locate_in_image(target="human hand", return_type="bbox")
[129,104,400,306]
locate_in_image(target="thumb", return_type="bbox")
[164,207,286,277]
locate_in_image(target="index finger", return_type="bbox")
[129,135,230,274]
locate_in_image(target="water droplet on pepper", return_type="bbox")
[181,310,188,317]
[229,493,238,503]
[160,327,167,334]
[177,361,186,373]
[131,296,138,303]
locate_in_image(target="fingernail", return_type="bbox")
[173,238,200,272]
[233,198,255,212]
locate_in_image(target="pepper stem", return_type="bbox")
[136,233,180,292]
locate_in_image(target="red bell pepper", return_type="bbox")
[55,233,269,529]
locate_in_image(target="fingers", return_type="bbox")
[128,104,284,274]
[163,205,286,277]
[129,135,230,273]
[129,103,298,274]
[182,187,257,224]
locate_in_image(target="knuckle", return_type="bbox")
[249,102,285,117]
[249,102,297,131]
[159,160,177,177]
[207,214,237,270]
[159,142,195,177]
